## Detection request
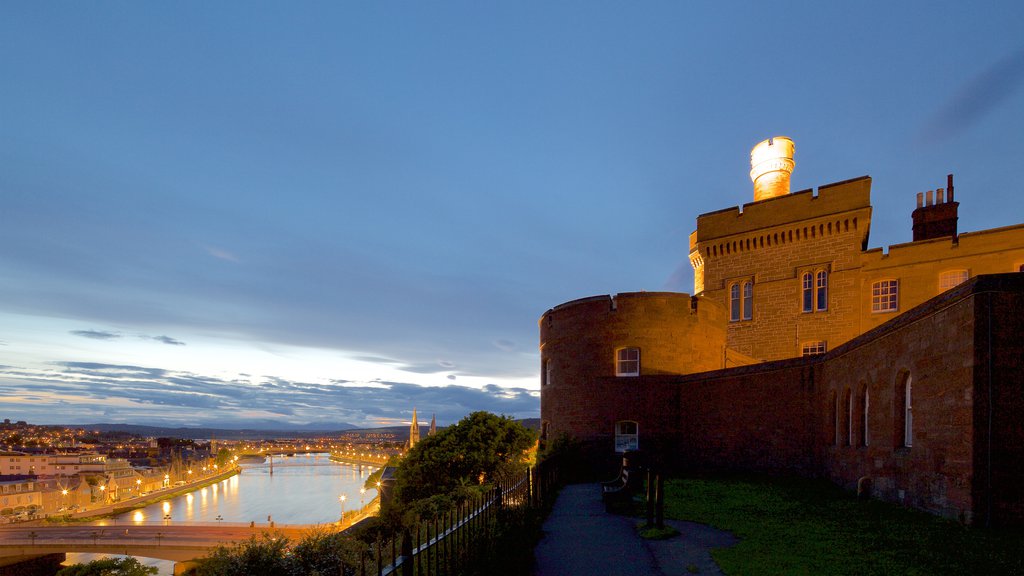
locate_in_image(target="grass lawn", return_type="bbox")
[663,474,1024,575]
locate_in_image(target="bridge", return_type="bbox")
[0,522,320,575]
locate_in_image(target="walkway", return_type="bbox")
[532,484,737,576]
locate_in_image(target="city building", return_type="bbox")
[539,138,1024,526]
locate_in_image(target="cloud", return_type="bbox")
[0,361,539,428]
[493,339,516,352]
[205,246,240,263]
[145,335,186,346]
[919,47,1024,143]
[70,329,122,340]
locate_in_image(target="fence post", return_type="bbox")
[646,468,655,528]
[655,473,665,529]
[400,528,414,576]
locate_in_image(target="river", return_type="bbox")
[64,452,380,574]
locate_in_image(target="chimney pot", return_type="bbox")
[926,190,934,206]
[937,188,945,203]
[916,192,924,208]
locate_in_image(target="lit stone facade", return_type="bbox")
[540,139,1024,525]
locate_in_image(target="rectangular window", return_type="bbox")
[801,341,826,356]
[616,348,640,377]
[543,360,552,387]
[871,280,899,312]
[938,270,969,291]
[614,421,639,453]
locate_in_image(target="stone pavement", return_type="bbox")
[532,483,737,576]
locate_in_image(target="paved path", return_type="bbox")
[533,483,738,576]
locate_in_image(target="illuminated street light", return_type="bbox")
[360,487,366,509]
[339,494,346,521]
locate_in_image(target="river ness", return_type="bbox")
[65,453,379,575]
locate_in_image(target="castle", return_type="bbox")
[539,138,1024,526]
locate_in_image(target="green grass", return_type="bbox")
[663,474,1024,576]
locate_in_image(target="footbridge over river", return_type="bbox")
[0,523,317,575]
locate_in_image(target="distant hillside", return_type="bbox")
[87,422,357,440]
[86,417,539,441]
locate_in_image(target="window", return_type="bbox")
[861,386,870,447]
[730,280,753,321]
[615,348,640,377]
[904,376,913,447]
[801,341,826,356]
[742,281,753,320]
[845,389,853,447]
[730,283,741,321]
[871,280,899,312]
[802,272,813,312]
[614,420,639,453]
[895,373,913,448]
[543,360,552,387]
[816,271,828,311]
[831,392,839,446]
[1018,264,1023,272]
[938,270,968,291]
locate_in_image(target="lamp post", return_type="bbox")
[99,485,106,504]
[61,489,68,512]
[360,487,366,510]
[339,494,346,523]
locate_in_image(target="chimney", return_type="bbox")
[912,174,959,242]
[750,137,795,202]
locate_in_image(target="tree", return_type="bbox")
[390,412,535,510]
[56,557,157,576]
[190,534,291,576]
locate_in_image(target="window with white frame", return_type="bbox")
[615,347,640,377]
[802,272,813,312]
[729,283,741,321]
[742,281,753,320]
[938,270,969,291]
[871,280,899,312]
[816,271,828,311]
[801,341,826,356]
[729,280,753,321]
[614,420,639,453]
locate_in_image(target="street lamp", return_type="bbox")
[339,494,346,522]
[360,487,366,509]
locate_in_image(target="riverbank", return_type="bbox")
[42,466,241,524]
[328,453,388,467]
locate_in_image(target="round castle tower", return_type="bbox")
[538,292,726,464]
[750,136,795,202]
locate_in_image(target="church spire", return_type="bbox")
[408,408,420,449]
[429,413,437,436]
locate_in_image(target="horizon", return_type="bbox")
[2,3,1023,428]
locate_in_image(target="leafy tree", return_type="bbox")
[56,557,157,576]
[214,447,233,467]
[390,412,535,511]
[190,534,291,576]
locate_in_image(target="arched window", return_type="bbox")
[904,375,913,447]
[816,270,828,311]
[845,388,853,447]
[730,283,741,321]
[896,373,913,448]
[742,282,753,320]
[832,392,839,446]
[861,386,870,447]
[615,348,640,377]
[802,272,813,312]
[614,420,638,453]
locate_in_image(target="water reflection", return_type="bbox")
[71,453,379,574]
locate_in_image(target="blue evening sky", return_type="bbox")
[2,2,1022,428]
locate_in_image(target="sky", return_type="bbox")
[2,2,1023,429]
